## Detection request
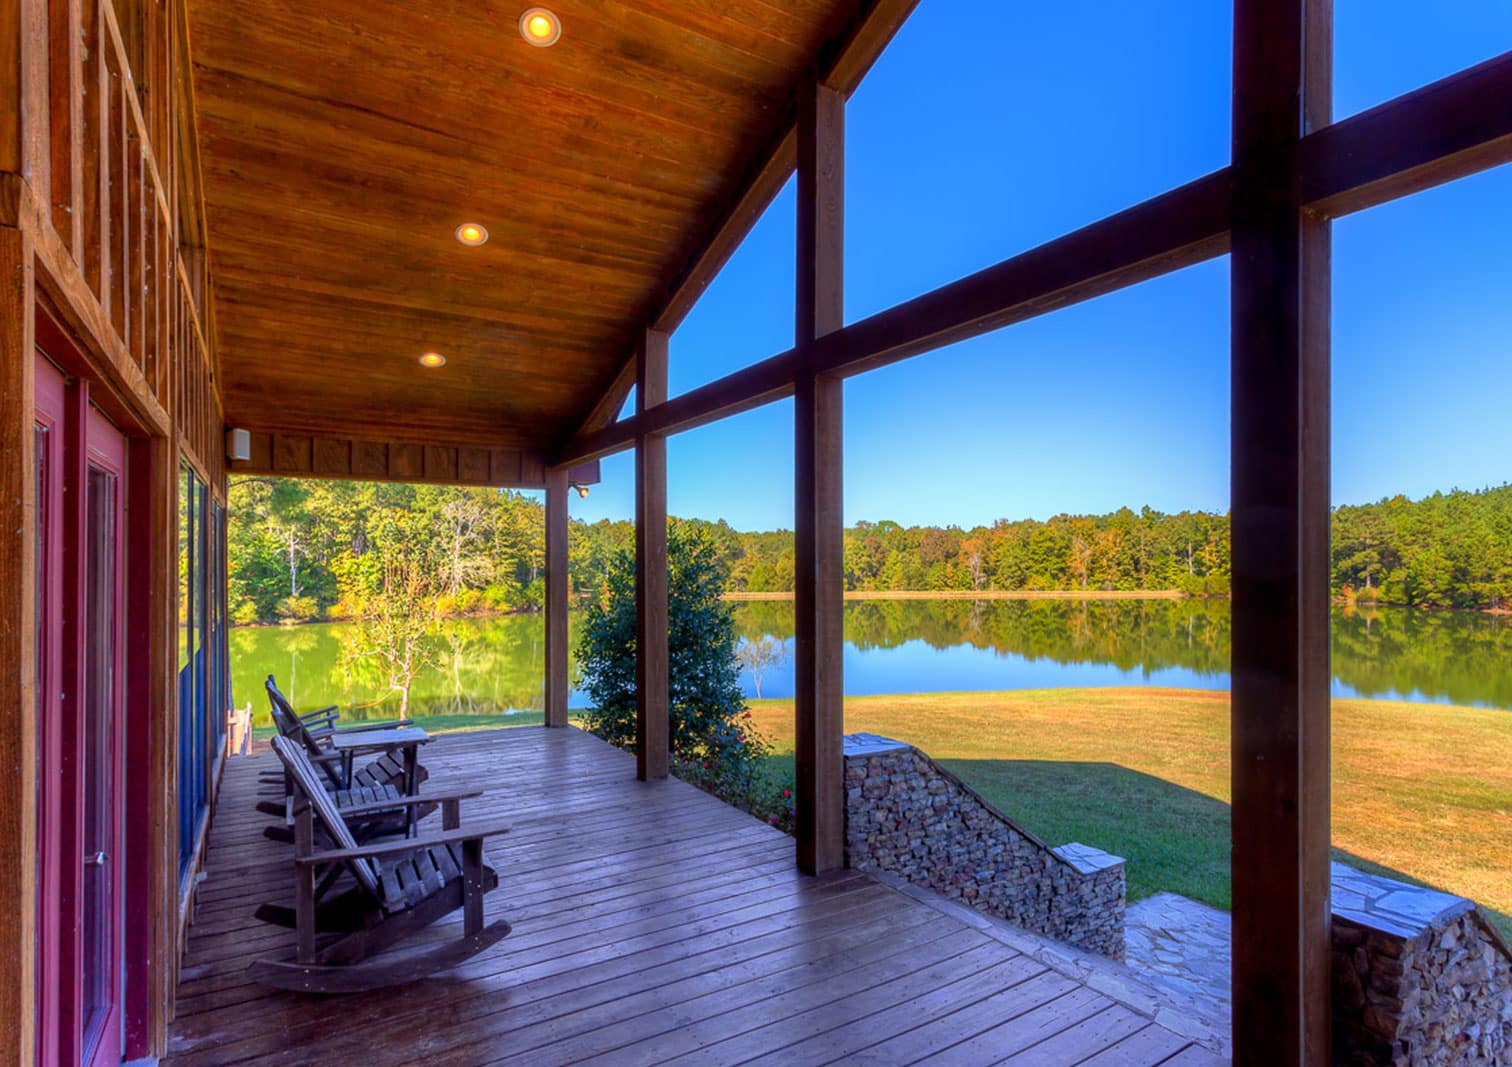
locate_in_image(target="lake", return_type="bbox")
[230,598,1512,728]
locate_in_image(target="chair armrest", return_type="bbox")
[295,822,511,865]
[298,706,340,721]
[339,789,482,818]
[331,720,414,734]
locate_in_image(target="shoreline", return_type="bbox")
[723,589,1192,602]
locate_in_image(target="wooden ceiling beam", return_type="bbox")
[556,168,1230,466]
[563,35,1512,474]
[227,429,598,489]
[565,0,921,448]
[1300,49,1512,217]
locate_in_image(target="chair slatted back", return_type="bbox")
[266,676,345,790]
[264,675,302,740]
[270,736,382,899]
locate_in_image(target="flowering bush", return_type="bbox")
[670,709,796,835]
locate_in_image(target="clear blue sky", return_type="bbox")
[567,1,1512,532]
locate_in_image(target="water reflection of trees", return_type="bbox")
[235,615,561,726]
[1331,606,1512,708]
[237,600,1512,724]
[733,598,1512,707]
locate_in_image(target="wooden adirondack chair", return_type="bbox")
[260,674,430,802]
[250,736,512,993]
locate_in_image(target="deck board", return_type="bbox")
[167,726,1222,1065]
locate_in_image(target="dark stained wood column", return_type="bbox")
[1229,1,1332,1063]
[793,81,845,875]
[543,466,569,727]
[635,329,670,781]
[0,222,38,1067]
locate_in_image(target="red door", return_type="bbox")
[33,353,128,1067]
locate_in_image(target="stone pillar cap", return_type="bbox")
[842,733,913,757]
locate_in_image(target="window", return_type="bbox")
[177,464,219,877]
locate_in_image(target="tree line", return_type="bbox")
[227,478,1512,625]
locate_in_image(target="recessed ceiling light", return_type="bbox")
[455,222,489,246]
[419,352,447,368]
[519,7,561,47]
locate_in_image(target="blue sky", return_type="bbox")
[568,1,1512,531]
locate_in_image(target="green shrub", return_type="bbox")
[481,581,521,613]
[275,595,320,624]
[231,599,262,626]
[577,523,786,827]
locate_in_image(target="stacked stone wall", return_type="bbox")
[1331,863,1512,1065]
[842,734,1124,957]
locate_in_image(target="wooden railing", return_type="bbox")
[37,0,222,486]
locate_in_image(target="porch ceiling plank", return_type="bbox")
[1300,49,1512,218]
[185,0,875,455]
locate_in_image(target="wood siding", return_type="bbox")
[4,0,224,1058]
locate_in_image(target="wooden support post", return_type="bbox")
[793,81,845,875]
[635,329,669,781]
[1229,2,1332,1063]
[124,431,172,1058]
[0,221,37,1067]
[543,466,569,728]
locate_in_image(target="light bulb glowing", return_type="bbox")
[455,222,489,246]
[419,352,447,368]
[519,7,561,46]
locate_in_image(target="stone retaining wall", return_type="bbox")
[1331,862,1512,1065]
[842,733,1125,958]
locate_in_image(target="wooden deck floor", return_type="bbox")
[168,726,1226,1066]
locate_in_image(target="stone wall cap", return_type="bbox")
[1330,860,1475,937]
[1054,842,1126,875]
[843,733,914,757]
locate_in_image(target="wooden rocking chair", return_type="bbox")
[250,736,512,993]
[258,675,431,823]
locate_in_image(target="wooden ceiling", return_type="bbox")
[186,0,873,453]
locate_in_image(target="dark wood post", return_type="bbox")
[543,466,569,727]
[793,80,845,875]
[1230,2,1332,1062]
[635,329,669,780]
[0,222,37,1067]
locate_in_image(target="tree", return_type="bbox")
[342,556,442,717]
[575,522,746,758]
[436,492,492,596]
[735,635,788,699]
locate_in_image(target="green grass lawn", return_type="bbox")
[744,688,1512,942]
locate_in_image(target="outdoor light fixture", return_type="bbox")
[454,222,489,246]
[519,7,561,47]
[226,427,251,462]
[572,483,590,499]
[419,351,447,368]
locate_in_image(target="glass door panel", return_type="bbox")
[81,406,125,1067]
[81,468,117,1050]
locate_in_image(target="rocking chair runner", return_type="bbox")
[251,737,512,993]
